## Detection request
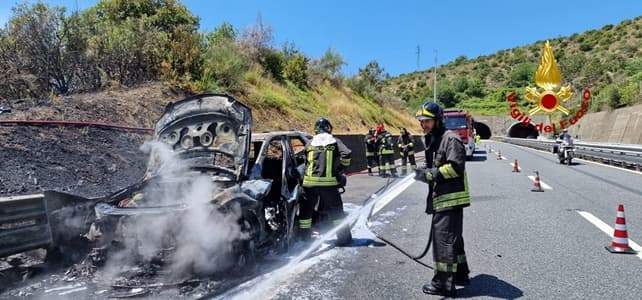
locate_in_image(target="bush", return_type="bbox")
[559,53,585,79]
[508,63,536,87]
[579,43,593,52]
[199,39,248,92]
[259,49,285,81]
[283,53,308,89]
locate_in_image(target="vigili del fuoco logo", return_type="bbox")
[506,41,591,134]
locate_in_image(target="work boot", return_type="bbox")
[422,284,456,297]
[367,167,373,176]
[336,226,352,246]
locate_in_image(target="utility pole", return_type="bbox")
[433,49,438,102]
[416,45,421,70]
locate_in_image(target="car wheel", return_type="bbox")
[232,217,257,275]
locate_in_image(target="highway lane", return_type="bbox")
[270,140,642,299]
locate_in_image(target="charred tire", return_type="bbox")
[232,216,257,276]
[278,201,298,254]
[45,236,90,267]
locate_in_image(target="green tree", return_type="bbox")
[313,47,345,82]
[206,22,236,45]
[358,60,387,88]
[5,3,84,94]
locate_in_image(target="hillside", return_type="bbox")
[386,16,642,116]
[0,80,415,133]
[0,1,416,134]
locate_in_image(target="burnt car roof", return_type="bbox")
[251,131,310,142]
[151,93,252,180]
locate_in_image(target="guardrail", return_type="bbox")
[498,137,642,171]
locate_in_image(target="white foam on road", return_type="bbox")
[218,175,418,300]
[372,174,416,214]
[527,175,553,190]
[576,210,642,260]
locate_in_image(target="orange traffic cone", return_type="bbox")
[512,160,520,173]
[531,171,544,192]
[606,204,638,254]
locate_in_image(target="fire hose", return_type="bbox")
[349,155,435,270]
[363,175,434,270]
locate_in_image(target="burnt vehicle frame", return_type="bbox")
[0,94,305,273]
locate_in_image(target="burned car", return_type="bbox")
[0,94,303,273]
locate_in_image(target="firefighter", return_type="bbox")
[375,124,385,177]
[397,128,417,176]
[377,124,397,177]
[364,128,377,176]
[299,117,352,246]
[414,101,471,297]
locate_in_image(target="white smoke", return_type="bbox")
[102,141,244,279]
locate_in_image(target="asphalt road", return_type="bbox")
[266,140,642,299]
[3,140,641,299]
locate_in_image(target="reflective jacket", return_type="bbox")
[378,131,395,156]
[303,133,352,187]
[397,133,415,155]
[421,128,471,213]
[364,134,377,157]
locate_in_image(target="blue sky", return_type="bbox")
[2,1,642,76]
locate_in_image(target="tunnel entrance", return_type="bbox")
[507,122,539,139]
[473,122,491,139]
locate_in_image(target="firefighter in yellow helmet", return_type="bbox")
[414,101,471,297]
[299,117,352,245]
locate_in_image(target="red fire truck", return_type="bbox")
[443,109,476,160]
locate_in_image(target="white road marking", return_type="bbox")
[527,175,553,190]
[499,140,642,176]
[576,210,642,260]
[372,174,416,214]
[510,162,522,171]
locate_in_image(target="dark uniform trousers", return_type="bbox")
[300,186,345,228]
[400,149,416,175]
[431,207,470,291]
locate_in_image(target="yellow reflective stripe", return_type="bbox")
[438,164,459,179]
[435,262,458,273]
[325,149,333,178]
[306,150,314,177]
[381,149,394,155]
[340,158,351,166]
[457,255,467,264]
[303,176,339,187]
[407,151,415,155]
[433,174,470,210]
[366,152,375,157]
[299,218,312,229]
[409,143,414,147]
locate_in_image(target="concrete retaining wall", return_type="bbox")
[570,103,642,145]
